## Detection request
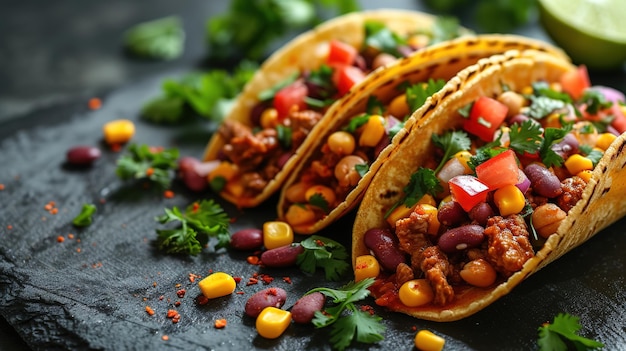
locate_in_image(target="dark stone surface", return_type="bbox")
[1,1,625,351]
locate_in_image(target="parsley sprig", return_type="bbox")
[124,16,185,61]
[72,203,97,227]
[538,313,604,351]
[307,278,384,351]
[155,200,230,255]
[116,144,179,189]
[297,235,350,281]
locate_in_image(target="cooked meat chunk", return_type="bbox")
[395,210,431,254]
[221,127,279,171]
[290,110,323,146]
[557,176,586,213]
[395,262,415,286]
[483,215,534,277]
[416,246,454,306]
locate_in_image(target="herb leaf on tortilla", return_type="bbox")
[537,313,603,351]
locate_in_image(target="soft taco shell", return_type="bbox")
[352,49,626,321]
[277,35,568,234]
[202,9,443,208]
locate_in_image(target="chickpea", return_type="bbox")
[372,53,397,70]
[497,91,525,118]
[284,182,310,204]
[459,259,497,288]
[305,185,337,208]
[334,155,366,187]
[327,131,356,155]
[532,203,567,239]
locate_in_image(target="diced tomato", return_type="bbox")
[273,81,308,119]
[332,65,366,96]
[475,149,520,190]
[463,96,509,142]
[560,65,590,101]
[611,104,626,134]
[448,175,490,212]
[327,40,357,66]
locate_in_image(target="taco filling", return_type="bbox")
[281,78,446,230]
[207,19,464,201]
[355,65,626,311]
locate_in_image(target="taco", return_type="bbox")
[351,49,626,321]
[276,35,567,234]
[202,9,471,208]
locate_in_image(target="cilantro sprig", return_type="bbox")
[297,235,350,281]
[307,278,384,351]
[155,200,230,255]
[406,79,447,114]
[538,313,604,351]
[123,16,185,61]
[115,144,179,189]
[431,130,472,173]
[72,203,97,227]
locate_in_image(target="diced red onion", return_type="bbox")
[515,169,531,194]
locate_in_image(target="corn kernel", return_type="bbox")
[595,133,617,151]
[224,180,244,197]
[260,108,279,129]
[576,170,593,183]
[359,115,386,147]
[386,204,413,228]
[256,307,292,339]
[415,330,445,351]
[543,113,562,129]
[103,119,135,145]
[354,255,380,282]
[208,162,238,182]
[564,154,593,175]
[521,85,534,95]
[454,150,473,174]
[494,184,526,216]
[198,272,236,299]
[398,279,434,307]
[263,221,294,250]
[387,94,410,118]
[284,204,316,227]
[418,194,437,207]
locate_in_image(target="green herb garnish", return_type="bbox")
[508,120,543,155]
[405,79,446,113]
[276,125,293,149]
[539,125,572,168]
[355,163,369,177]
[297,235,350,281]
[538,313,604,351]
[307,278,385,351]
[308,193,330,213]
[115,144,179,189]
[124,16,184,61]
[431,130,472,173]
[72,203,97,227]
[344,114,371,133]
[155,200,230,255]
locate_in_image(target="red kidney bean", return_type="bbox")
[260,244,304,267]
[291,292,325,324]
[437,225,485,254]
[276,152,293,169]
[524,163,563,198]
[66,146,101,165]
[468,202,495,226]
[363,228,406,272]
[437,201,468,227]
[244,287,287,318]
[551,133,579,159]
[373,132,390,159]
[230,229,263,251]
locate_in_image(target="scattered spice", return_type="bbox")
[163,190,175,198]
[68,233,75,239]
[196,294,209,305]
[174,301,181,307]
[0,184,5,190]
[236,291,245,295]
[282,277,292,284]
[6,225,12,230]
[166,309,181,323]
[214,319,227,329]
[76,248,82,253]
[233,276,242,284]
[161,335,169,341]
[188,273,200,283]
[57,235,65,243]
[88,97,102,110]
[145,306,155,316]
[246,256,260,265]
[153,282,157,288]
[246,277,258,286]
[176,289,186,298]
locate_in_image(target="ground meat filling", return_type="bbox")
[484,215,534,277]
[418,246,455,306]
[557,176,586,213]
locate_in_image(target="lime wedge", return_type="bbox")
[538,0,626,69]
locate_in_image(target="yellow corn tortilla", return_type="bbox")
[351,49,626,321]
[277,35,568,234]
[202,9,445,208]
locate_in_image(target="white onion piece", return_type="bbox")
[437,157,467,184]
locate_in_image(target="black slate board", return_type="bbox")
[2,27,626,351]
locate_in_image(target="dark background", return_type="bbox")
[1,1,625,350]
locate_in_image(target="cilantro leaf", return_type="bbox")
[431,130,472,173]
[527,95,566,119]
[155,200,230,255]
[366,96,385,115]
[355,163,369,177]
[308,279,384,350]
[405,79,446,113]
[142,61,256,124]
[276,125,293,149]
[344,114,371,133]
[297,235,350,281]
[124,16,184,61]
[72,203,97,227]
[115,144,179,189]
[364,20,407,57]
[540,126,572,168]
[428,16,464,44]
[538,313,604,351]
[385,167,442,219]
[579,145,604,168]
[309,193,330,213]
[508,120,543,155]
[580,89,613,115]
